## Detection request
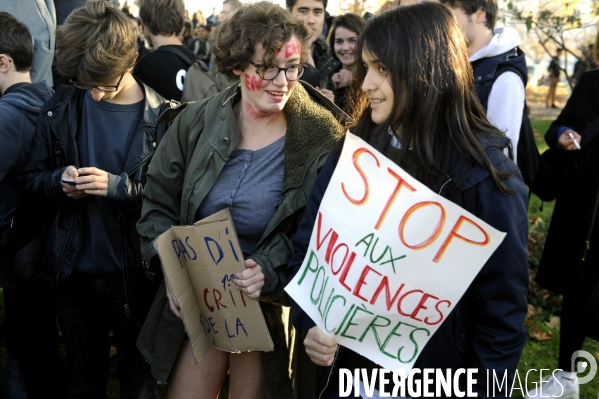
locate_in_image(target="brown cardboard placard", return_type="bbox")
[154,208,274,365]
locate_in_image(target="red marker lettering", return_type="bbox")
[203,288,214,312]
[399,201,446,249]
[338,251,357,291]
[316,212,337,252]
[353,265,382,302]
[342,148,380,205]
[397,289,424,317]
[375,168,416,230]
[410,293,440,322]
[213,289,227,310]
[370,276,404,311]
[425,299,451,325]
[433,216,490,263]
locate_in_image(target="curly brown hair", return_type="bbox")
[56,0,137,83]
[212,2,311,81]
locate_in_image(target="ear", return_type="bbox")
[232,68,243,77]
[0,54,11,73]
[130,52,139,69]
[475,7,487,24]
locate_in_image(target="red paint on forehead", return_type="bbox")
[244,74,264,92]
[284,38,301,59]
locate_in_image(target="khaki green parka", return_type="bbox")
[136,82,350,398]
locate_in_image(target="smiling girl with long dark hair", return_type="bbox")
[286,3,529,398]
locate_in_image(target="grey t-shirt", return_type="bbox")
[196,136,285,256]
[75,92,143,274]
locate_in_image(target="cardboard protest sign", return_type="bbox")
[155,208,274,365]
[285,133,506,371]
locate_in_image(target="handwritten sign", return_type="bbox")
[285,133,505,371]
[155,208,273,365]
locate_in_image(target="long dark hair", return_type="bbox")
[351,2,514,194]
[326,13,366,64]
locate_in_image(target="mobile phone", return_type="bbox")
[61,178,76,185]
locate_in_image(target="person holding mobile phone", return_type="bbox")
[21,2,172,397]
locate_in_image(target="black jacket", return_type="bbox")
[301,37,339,91]
[536,70,599,337]
[22,80,169,304]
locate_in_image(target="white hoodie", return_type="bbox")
[470,27,525,163]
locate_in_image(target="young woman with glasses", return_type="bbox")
[136,2,351,398]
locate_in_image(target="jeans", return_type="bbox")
[56,271,156,399]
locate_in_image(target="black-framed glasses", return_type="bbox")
[249,61,305,81]
[70,73,125,92]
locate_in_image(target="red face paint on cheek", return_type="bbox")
[244,74,264,91]
[242,99,275,120]
[284,39,301,58]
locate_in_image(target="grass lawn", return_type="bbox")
[1,119,596,398]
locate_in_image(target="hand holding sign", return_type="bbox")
[234,259,265,299]
[285,133,506,372]
[304,326,338,366]
[154,208,274,365]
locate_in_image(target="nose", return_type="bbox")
[306,12,316,25]
[90,88,105,101]
[361,70,377,93]
[272,68,288,86]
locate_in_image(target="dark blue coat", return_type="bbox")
[286,135,529,398]
[0,81,53,287]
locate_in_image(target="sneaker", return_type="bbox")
[525,370,579,399]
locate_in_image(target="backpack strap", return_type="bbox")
[156,46,196,67]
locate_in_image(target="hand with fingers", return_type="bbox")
[61,166,89,199]
[304,326,338,366]
[234,258,265,299]
[332,69,353,89]
[74,167,110,196]
[558,129,582,151]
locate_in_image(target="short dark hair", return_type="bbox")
[439,0,497,30]
[56,1,137,83]
[0,12,34,72]
[213,1,311,81]
[139,0,186,36]
[327,13,366,62]
[198,25,211,32]
[286,0,328,12]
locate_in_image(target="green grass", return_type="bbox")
[531,119,552,155]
